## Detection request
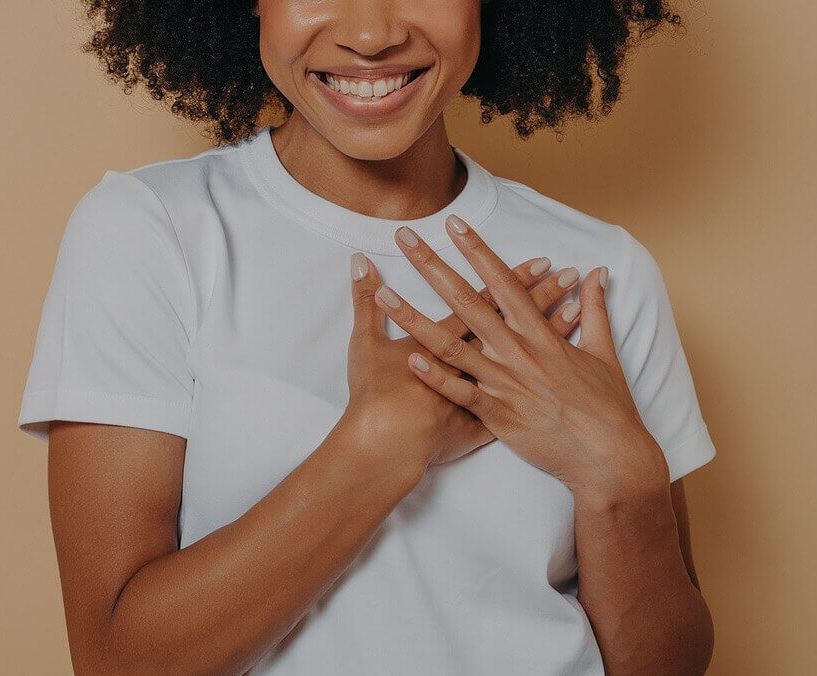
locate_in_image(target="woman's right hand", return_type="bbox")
[342,252,582,475]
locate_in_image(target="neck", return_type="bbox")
[269,112,467,221]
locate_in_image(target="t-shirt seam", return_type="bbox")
[116,141,244,174]
[495,177,600,226]
[23,387,192,406]
[666,421,712,459]
[120,171,199,351]
[241,137,500,255]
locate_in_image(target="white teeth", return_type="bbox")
[324,71,416,99]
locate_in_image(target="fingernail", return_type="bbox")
[445,213,469,234]
[557,267,579,288]
[376,285,401,309]
[351,252,368,281]
[561,301,581,322]
[530,257,551,276]
[599,266,609,289]
[412,354,430,372]
[397,226,419,248]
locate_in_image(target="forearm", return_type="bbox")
[103,414,424,676]
[573,480,714,676]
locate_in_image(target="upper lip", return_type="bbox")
[311,64,430,80]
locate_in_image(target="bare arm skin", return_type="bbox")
[48,415,424,676]
[46,254,580,675]
[670,478,702,590]
[574,475,715,676]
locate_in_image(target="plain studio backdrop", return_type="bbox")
[2,1,815,673]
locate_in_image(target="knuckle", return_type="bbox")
[591,297,607,312]
[352,286,376,309]
[536,286,557,309]
[401,306,420,329]
[453,283,481,308]
[430,368,448,390]
[479,288,499,312]
[439,334,467,362]
[492,265,521,288]
[463,384,483,410]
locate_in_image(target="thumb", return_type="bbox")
[350,252,387,341]
[576,266,618,366]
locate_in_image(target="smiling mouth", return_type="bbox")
[315,66,431,98]
[316,67,427,84]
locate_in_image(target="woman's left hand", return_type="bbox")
[374,214,671,500]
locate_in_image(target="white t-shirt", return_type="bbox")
[18,125,716,675]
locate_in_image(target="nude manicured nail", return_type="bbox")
[599,266,609,289]
[350,252,368,281]
[530,257,551,276]
[445,214,469,234]
[412,354,430,372]
[561,301,581,322]
[557,267,579,288]
[397,226,419,247]
[376,285,401,308]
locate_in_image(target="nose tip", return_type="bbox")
[330,6,410,57]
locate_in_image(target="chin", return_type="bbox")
[321,126,427,162]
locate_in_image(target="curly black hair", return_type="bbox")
[80,0,682,146]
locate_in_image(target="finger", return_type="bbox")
[443,213,563,341]
[548,299,582,339]
[349,252,387,341]
[407,351,504,428]
[527,266,580,318]
[394,225,514,357]
[469,296,581,352]
[460,264,580,350]
[373,283,519,392]
[576,266,618,365]
[437,256,552,338]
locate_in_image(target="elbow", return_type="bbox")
[73,612,177,676]
[92,614,259,676]
[603,590,715,676]
[692,595,715,676]
[669,591,716,676]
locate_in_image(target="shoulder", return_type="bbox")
[491,174,659,276]
[121,139,249,217]
[71,139,244,228]
[488,174,673,336]
[65,138,249,271]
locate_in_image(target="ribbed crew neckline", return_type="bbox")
[241,125,499,256]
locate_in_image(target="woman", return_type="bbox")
[18,0,716,674]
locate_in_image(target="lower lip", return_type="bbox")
[309,67,430,120]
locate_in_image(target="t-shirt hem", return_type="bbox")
[664,423,717,483]
[17,388,192,443]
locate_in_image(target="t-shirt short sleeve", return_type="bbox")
[17,170,195,443]
[611,230,717,483]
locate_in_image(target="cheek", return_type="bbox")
[419,2,482,82]
[257,5,311,87]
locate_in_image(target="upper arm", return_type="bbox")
[48,420,186,672]
[608,229,717,483]
[18,169,195,444]
[15,169,197,671]
[669,477,700,590]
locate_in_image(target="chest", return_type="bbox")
[179,239,580,586]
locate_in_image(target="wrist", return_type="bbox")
[573,473,672,518]
[336,406,428,489]
[570,435,671,511]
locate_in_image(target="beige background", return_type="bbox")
[3,1,815,673]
